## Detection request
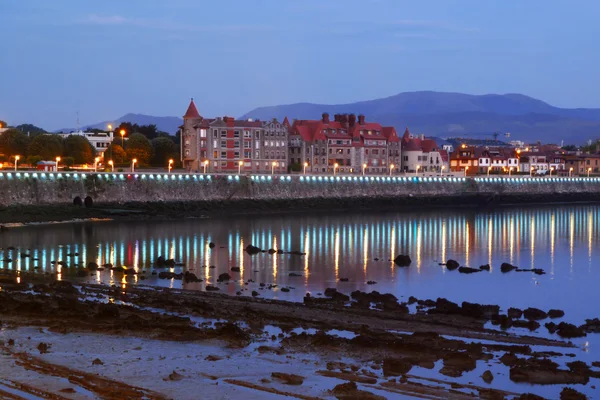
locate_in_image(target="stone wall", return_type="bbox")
[0,171,599,207]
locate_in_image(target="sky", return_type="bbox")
[1,0,599,130]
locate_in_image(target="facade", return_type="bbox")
[564,154,600,175]
[57,131,114,158]
[181,99,288,173]
[290,113,400,174]
[400,128,448,173]
[450,145,520,174]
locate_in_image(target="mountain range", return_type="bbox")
[66,92,600,145]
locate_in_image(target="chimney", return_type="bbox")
[334,114,340,122]
[322,113,330,124]
[349,114,356,127]
[358,115,365,125]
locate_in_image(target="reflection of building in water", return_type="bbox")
[0,206,599,283]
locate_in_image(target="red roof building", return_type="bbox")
[181,99,289,173]
[289,113,400,174]
[400,128,448,173]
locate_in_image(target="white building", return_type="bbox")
[58,130,114,158]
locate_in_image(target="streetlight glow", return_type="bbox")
[108,160,114,172]
[168,159,174,173]
[303,162,308,175]
[488,166,492,176]
[94,157,100,172]
[107,124,113,131]
[389,164,394,176]
[238,160,244,175]
[588,167,592,178]
[362,163,367,176]
[203,160,209,174]
[14,155,20,172]
[131,158,137,172]
[416,165,421,176]
[271,161,277,175]
[569,167,574,177]
[120,129,126,147]
[333,163,339,175]
[55,156,61,172]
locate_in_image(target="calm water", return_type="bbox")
[1,204,600,323]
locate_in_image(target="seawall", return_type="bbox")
[0,171,599,209]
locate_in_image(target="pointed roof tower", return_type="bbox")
[183,98,201,119]
[402,127,411,142]
[283,116,291,129]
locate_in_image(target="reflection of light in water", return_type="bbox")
[363,227,368,275]
[57,264,62,281]
[509,217,514,265]
[272,236,278,281]
[239,238,244,277]
[304,230,310,285]
[170,238,175,260]
[334,230,340,281]
[550,214,555,275]
[464,221,469,268]
[570,212,575,274]
[204,236,210,281]
[416,222,422,271]
[488,217,493,267]
[530,216,535,269]
[441,221,446,273]
[133,241,139,271]
[390,226,396,275]
[588,210,593,271]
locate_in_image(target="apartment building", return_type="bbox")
[400,128,448,173]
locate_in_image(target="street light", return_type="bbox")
[333,163,339,175]
[588,167,592,178]
[362,163,367,176]
[94,157,100,172]
[238,160,243,175]
[303,162,308,175]
[107,124,113,132]
[464,166,468,177]
[569,167,573,177]
[108,160,114,172]
[131,158,137,172]
[120,129,126,147]
[416,165,421,176]
[389,164,394,176]
[509,167,513,177]
[271,161,277,175]
[14,155,19,171]
[487,166,492,176]
[550,166,555,177]
[55,156,61,172]
[203,160,209,174]
[530,166,534,177]
[440,165,445,176]
[168,159,174,173]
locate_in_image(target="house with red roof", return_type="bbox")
[181,99,289,173]
[400,128,448,173]
[289,113,400,174]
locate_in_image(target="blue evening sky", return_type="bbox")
[1,0,599,130]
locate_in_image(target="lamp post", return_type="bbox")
[168,159,174,173]
[530,166,534,177]
[588,167,592,178]
[416,165,421,176]
[440,165,445,176]
[203,160,208,174]
[509,167,513,177]
[464,166,468,177]
[389,164,394,176]
[303,162,308,175]
[238,160,243,175]
[550,166,555,177]
[94,157,100,172]
[569,167,573,177]
[271,161,276,175]
[107,125,113,160]
[14,155,19,171]
[487,166,492,176]
[120,129,126,147]
[333,163,339,176]
[362,163,367,176]
[108,160,114,172]
[131,158,137,173]
[55,156,61,172]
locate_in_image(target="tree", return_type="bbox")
[151,136,178,166]
[125,133,153,164]
[15,124,47,136]
[28,134,64,160]
[26,155,42,166]
[104,143,127,164]
[562,144,578,151]
[0,120,7,129]
[63,135,96,164]
[0,129,30,157]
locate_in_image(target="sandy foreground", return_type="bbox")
[0,280,595,399]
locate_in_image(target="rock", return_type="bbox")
[112,266,124,272]
[218,273,231,282]
[205,355,222,361]
[60,388,77,394]
[281,287,290,293]
[393,255,412,267]
[252,291,259,297]
[271,372,304,385]
[76,270,88,277]
[548,309,565,319]
[209,242,215,249]
[382,359,413,376]
[37,342,49,354]
[230,267,241,273]
[20,253,30,258]
[500,262,517,273]
[324,288,338,297]
[440,352,477,377]
[446,259,459,271]
[205,285,220,291]
[366,281,377,285]
[123,268,136,275]
[479,264,491,271]
[513,319,540,331]
[481,370,494,383]
[245,244,261,255]
[268,249,276,254]
[560,387,588,400]
[166,370,184,381]
[288,273,302,277]
[510,357,588,385]
[517,395,546,400]
[508,307,523,319]
[545,322,558,334]
[557,322,586,338]
[330,381,386,400]
[155,256,166,267]
[92,358,104,365]
[458,266,481,274]
[158,271,174,279]
[183,271,201,283]
[339,278,349,282]
[523,307,548,321]
[87,262,99,271]
[461,302,500,319]
[165,259,175,267]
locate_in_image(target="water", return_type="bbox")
[1,204,600,324]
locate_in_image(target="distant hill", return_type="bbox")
[240,91,600,145]
[57,113,182,135]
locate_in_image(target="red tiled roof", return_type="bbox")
[183,99,201,119]
[283,116,291,129]
[382,127,400,142]
[439,149,449,162]
[292,115,394,146]
[421,139,438,153]
[404,139,422,151]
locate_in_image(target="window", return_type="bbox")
[244,142,251,148]
[255,142,260,149]
[234,141,240,148]
[220,151,226,159]
[244,131,251,138]
[213,140,217,148]
[200,140,206,148]
[221,130,227,138]
[234,151,240,158]
[255,131,260,139]
[213,151,218,158]
[220,140,227,147]
[244,150,251,158]
[255,151,260,158]
[234,131,240,138]
[200,129,207,138]
[213,129,218,137]
[221,162,227,167]
[185,140,190,146]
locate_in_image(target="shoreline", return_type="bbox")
[0,192,599,225]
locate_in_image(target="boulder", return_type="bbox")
[500,262,517,273]
[183,271,201,283]
[557,322,586,338]
[545,322,558,334]
[271,372,304,385]
[513,319,540,331]
[560,387,588,400]
[458,267,481,274]
[218,273,231,282]
[548,309,565,319]
[245,244,261,255]
[446,259,459,271]
[461,302,500,319]
[382,359,413,376]
[209,242,215,249]
[582,318,600,333]
[393,255,412,267]
[230,267,241,273]
[205,285,220,291]
[479,264,491,271]
[507,307,523,319]
[481,370,494,383]
[76,270,88,277]
[87,262,99,271]
[523,308,548,321]
[155,256,166,267]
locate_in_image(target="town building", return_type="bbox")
[400,129,448,173]
[289,113,400,174]
[181,99,288,173]
[450,145,519,175]
[57,130,114,158]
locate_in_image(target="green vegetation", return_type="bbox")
[104,144,127,164]
[0,129,30,157]
[125,133,153,165]
[63,135,95,164]
[151,136,178,166]
[28,134,64,160]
